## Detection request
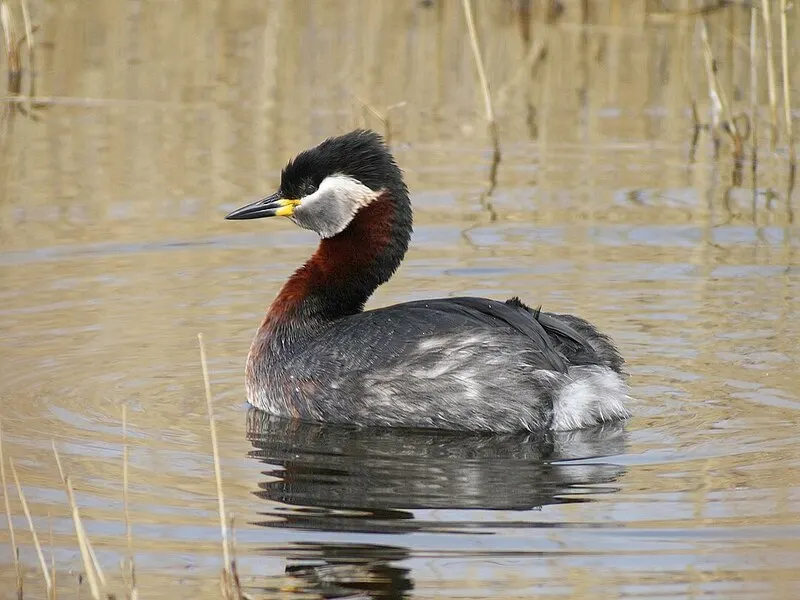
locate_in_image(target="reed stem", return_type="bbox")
[700,20,742,158]
[779,0,795,166]
[0,421,22,599]
[9,458,52,595]
[52,442,105,600]
[750,4,759,194]
[760,0,778,148]
[122,405,138,600]
[198,333,234,598]
[461,0,501,198]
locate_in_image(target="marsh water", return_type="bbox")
[1,2,799,598]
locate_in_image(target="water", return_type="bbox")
[1,1,799,598]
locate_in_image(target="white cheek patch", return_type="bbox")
[298,174,382,238]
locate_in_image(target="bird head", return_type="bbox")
[226,130,406,239]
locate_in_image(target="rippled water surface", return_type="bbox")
[1,2,799,599]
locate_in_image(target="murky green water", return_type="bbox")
[1,2,799,599]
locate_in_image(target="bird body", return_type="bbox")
[226,130,630,432]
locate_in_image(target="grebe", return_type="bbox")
[226,130,630,432]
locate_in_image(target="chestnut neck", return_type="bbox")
[261,190,411,337]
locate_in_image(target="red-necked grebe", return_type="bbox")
[226,130,631,432]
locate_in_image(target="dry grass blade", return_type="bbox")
[227,514,245,599]
[461,0,494,125]
[0,420,23,600]
[49,519,57,600]
[0,1,12,57]
[760,0,778,148]
[495,39,546,112]
[649,0,736,21]
[779,0,795,166]
[700,21,722,153]
[700,19,743,159]
[123,406,132,555]
[688,100,702,164]
[351,93,406,146]
[52,443,108,591]
[122,406,138,600]
[18,0,30,49]
[750,4,759,189]
[9,458,53,595]
[18,0,31,59]
[353,94,383,129]
[52,442,105,600]
[19,0,34,104]
[461,0,501,202]
[84,526,106,590]
[67,476,102,600]
[198,333,235,598]
[1,0,21,95]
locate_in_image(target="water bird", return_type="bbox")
[226,130,630,432]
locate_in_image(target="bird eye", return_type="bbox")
[303,179,319,196]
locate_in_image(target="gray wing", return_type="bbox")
[298,296,573,375]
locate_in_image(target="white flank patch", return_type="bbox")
[551,366,631,431]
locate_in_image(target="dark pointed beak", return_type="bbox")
[225,192,299,220]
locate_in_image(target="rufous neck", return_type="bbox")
[262,191,410,333]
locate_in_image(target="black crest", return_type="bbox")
[279,130,405,199]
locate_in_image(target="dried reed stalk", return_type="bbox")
[495,39,546,112]
[19,0,31,49]
[9,458,53,595]
[0,0,21,95]
[779,0,795,166]
[1,0,42,120]
[688,101,702,163]
[461,0,501,199]
[52,443,106,600]
[351,94,406,147]
[700,19,743,159]
[19,0,34,106]
[760,0,778,148]
[750,5,759,183]
[0,421,23,599]
[648,0,735,21]
[198,333,235,599]
[49,520,56,600]
[0,1,11,56]
[122,406,137,600]
[226,514,244,599]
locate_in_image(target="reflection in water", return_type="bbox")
[282,544,413,600]
[246,409,626,598]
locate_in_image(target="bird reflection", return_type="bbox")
[245,408,627,599]
[279,543,412,600]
